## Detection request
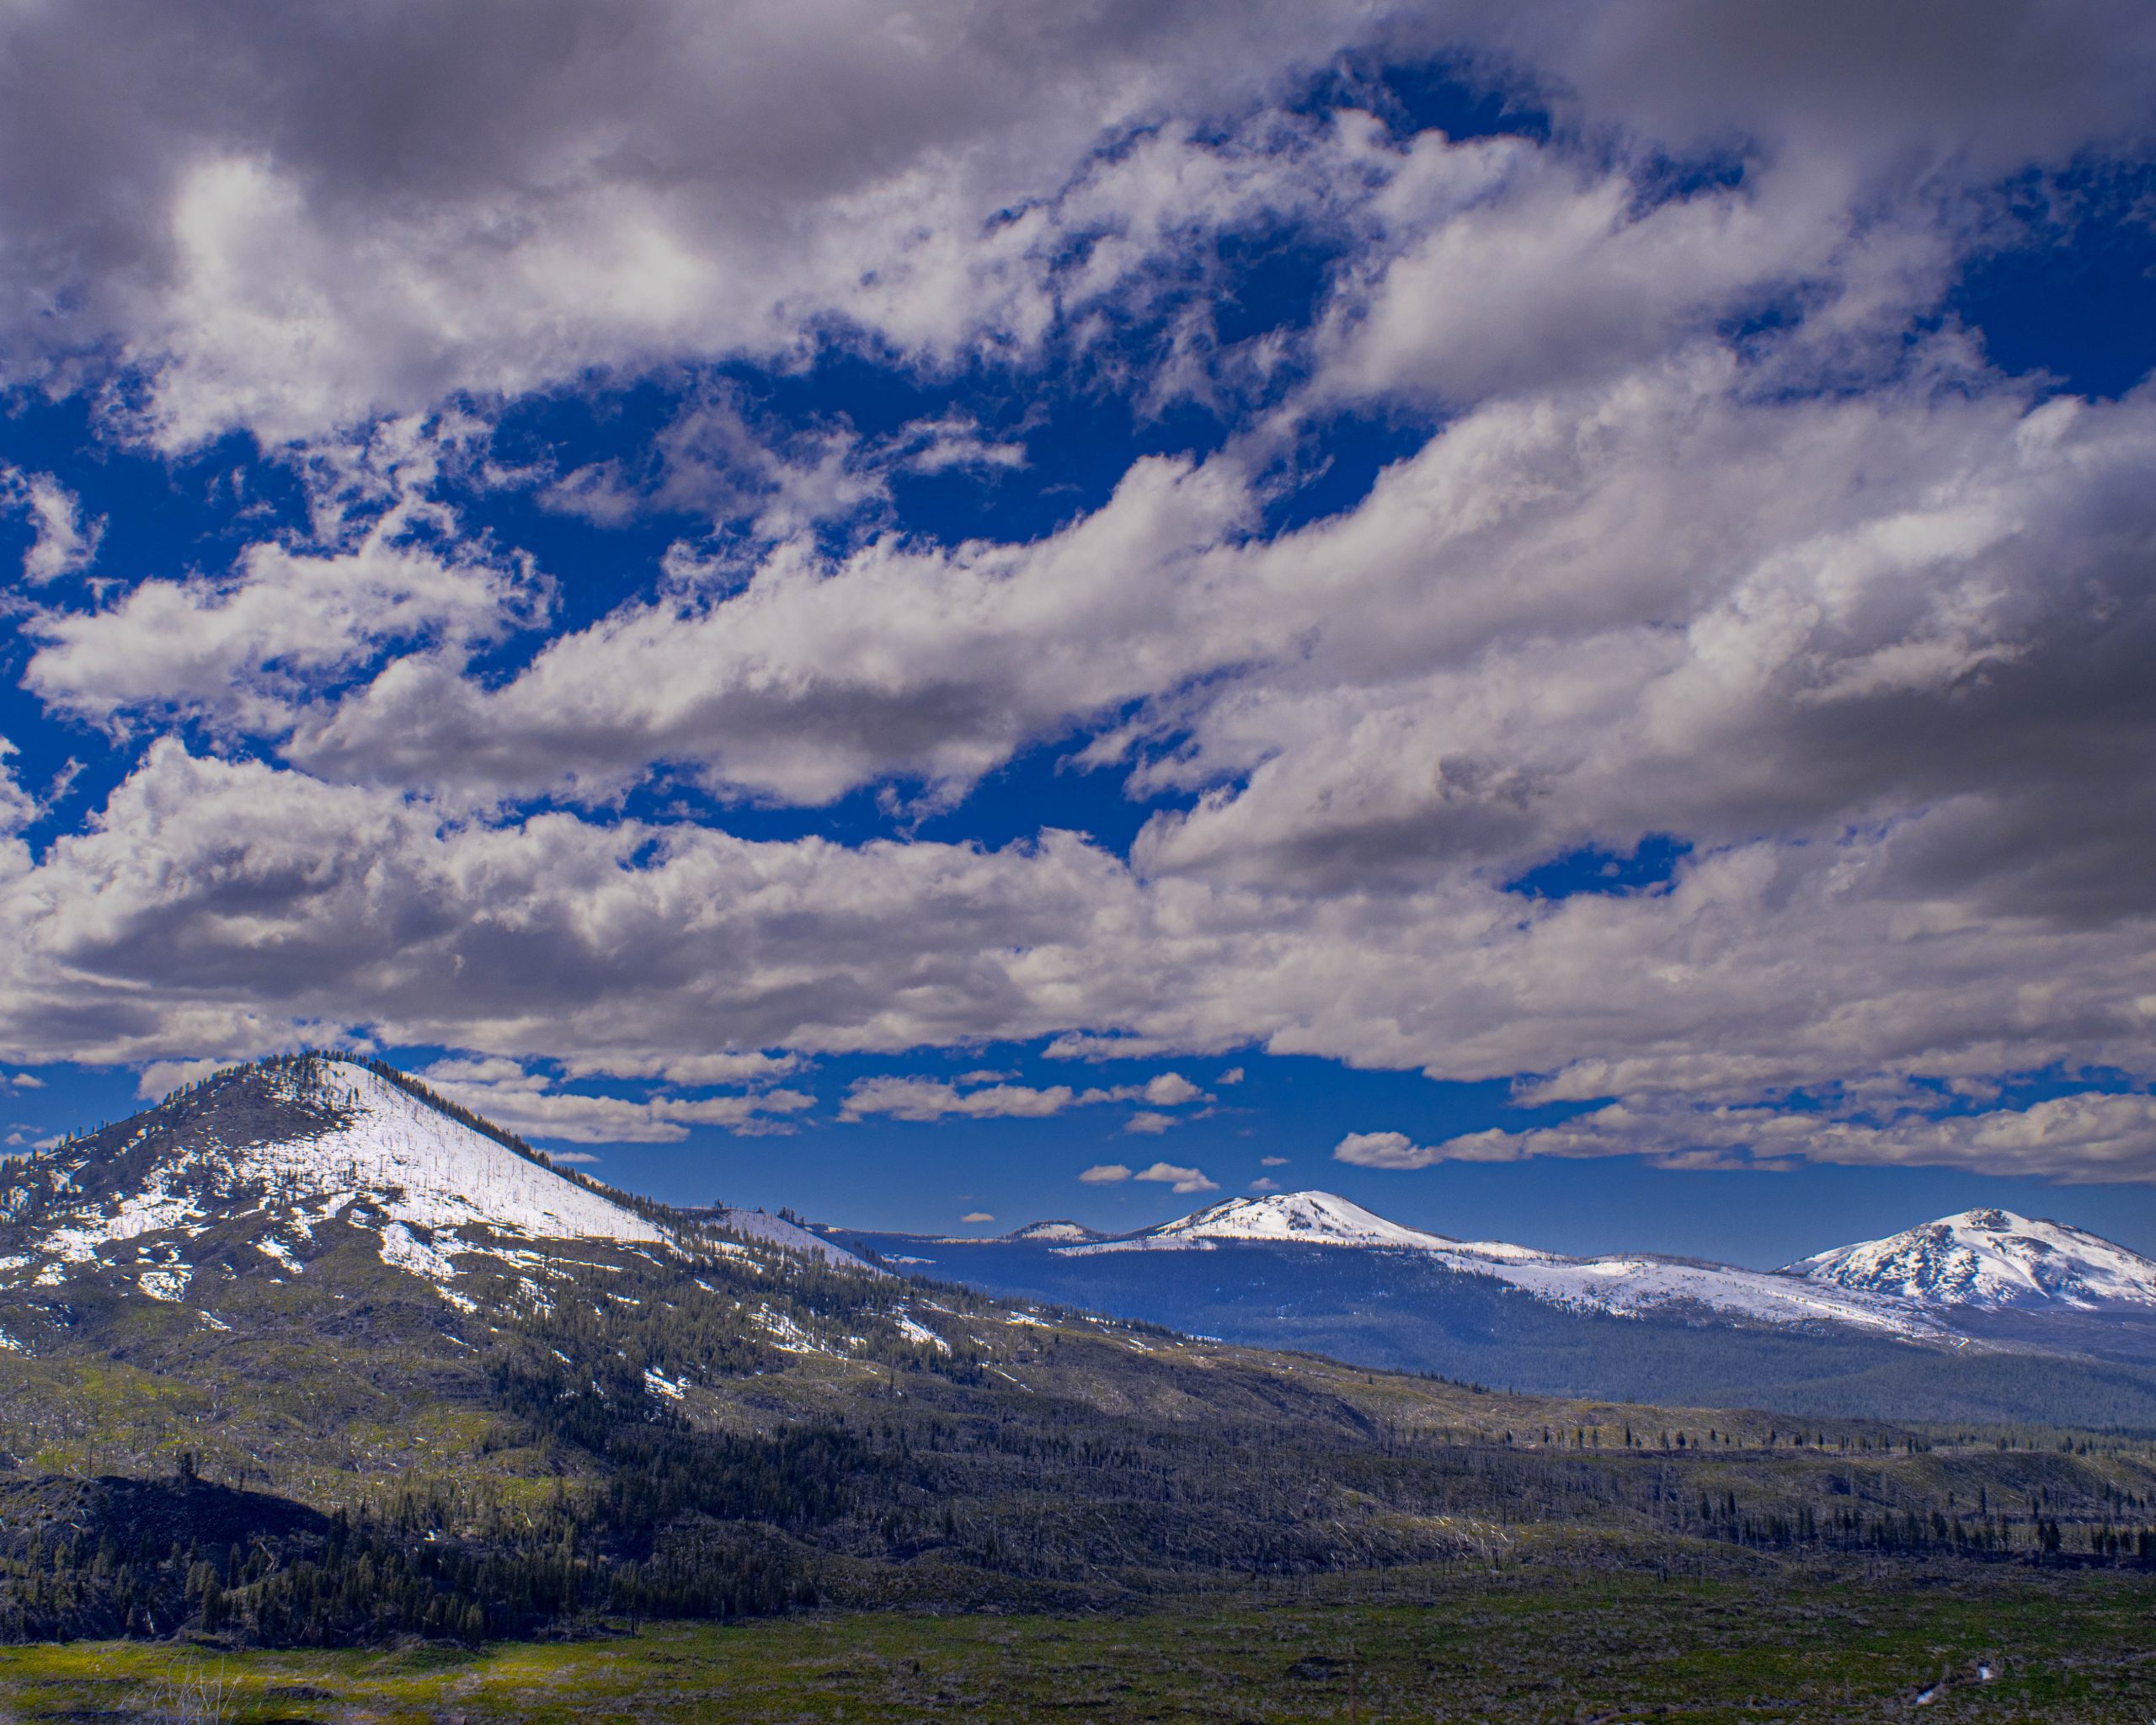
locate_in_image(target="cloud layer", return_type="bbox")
[4,3,2156,1183]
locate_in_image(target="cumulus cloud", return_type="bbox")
[1399,1091,2156,1185]
[6,743,2156,1183]
[1079,1162,1133,1183]
[418,1058,811,1143]
[841,1068,1206,1123]
[1123,1112,1176,1135]
[27,502,542,740]
[0,0,1406,446]
[1,469,102,583]
[1133,1161,1218,1194]
[3,3,2156,1183]
[1142,1071,1205,1105]
[842,1078,1097,1123]
[1332,1130,1441,1169]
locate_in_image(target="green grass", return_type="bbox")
[3,1567,2152,1722]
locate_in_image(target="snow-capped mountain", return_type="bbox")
[1003,1220,1105,1243]
[1787,1209,2156,1311]
[1059,1190,1946,1338]
[0,1054,876,1323]
[1104,1190,1462,1252]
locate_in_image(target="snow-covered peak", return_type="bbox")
[1006,1220,1103,1242]
[1788,1208,2156,1310]
[209,1060,666,1246]
[1,1057,670,1306]
[1059,1188,1947,1338]
[1145,1190,1460,1251]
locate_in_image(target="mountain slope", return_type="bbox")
[1788,1207,2156,1311]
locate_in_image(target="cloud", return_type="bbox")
[28,504,542,740]
[1218,1067,1245,1085]
[1079,1162,1133,1183]
[0,0,1402,447]
[842,1070,1198,1123]
[136,1058,233,1098]
[1134,1160,1217,1194]
[3,10,2156,1191]
[6,1074,44,1092]
[845,1078,1092,1123]
[558,1050,801,1087]
[1,469,102,583]
[418,1058,812,1143]
[1258,1154,1288,1166]
[1331,1130,1441,1170]
[547,1150,602,1165]
[960,1211,995,1224]
[10,743,2156,1188]
[1249,1176,1280,1192]
[1123,1112,1176,1135]
[1406,1092,2156,1184]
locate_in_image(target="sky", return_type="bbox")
[5,1,2156,1266]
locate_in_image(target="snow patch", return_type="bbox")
[137,1266,190,1301]
[893,1313,951,1354]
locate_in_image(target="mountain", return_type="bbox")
[1788,1207,2156,1311]
[1002,1220,1106,1243]
[0,1055,676,1327]
[1062,1190,1946,1337]
[834,1191,2156,1424]
[7,1057,2156,1652]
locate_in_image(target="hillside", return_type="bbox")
[4,1058,2156,1651]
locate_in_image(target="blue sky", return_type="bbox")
[5,2,2156,1266]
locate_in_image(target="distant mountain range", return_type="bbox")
[831,1190,2156,1423]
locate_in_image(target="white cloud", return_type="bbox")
[0,0,1407,448]
[1079,1162,1133,1183]
[960,1210,995,1224]
[1249,1176,1280,1192]
[845,1079,1075,1123]
[10,744,2156,1183]
[136,1058,233,1099]
[1133,1160,1217,1194]
[1406,1091,2156,1185]
[1331,1130,1440,1170]
[1123,1112,1176,1135]
[28,506,542,739]
[1,468,102,584]
[843,1072,1162,1123]
[1258,1154,1288,1166]
[3,10,2156,1188]
[0,740,40,847]
[418,1058,812,1143]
